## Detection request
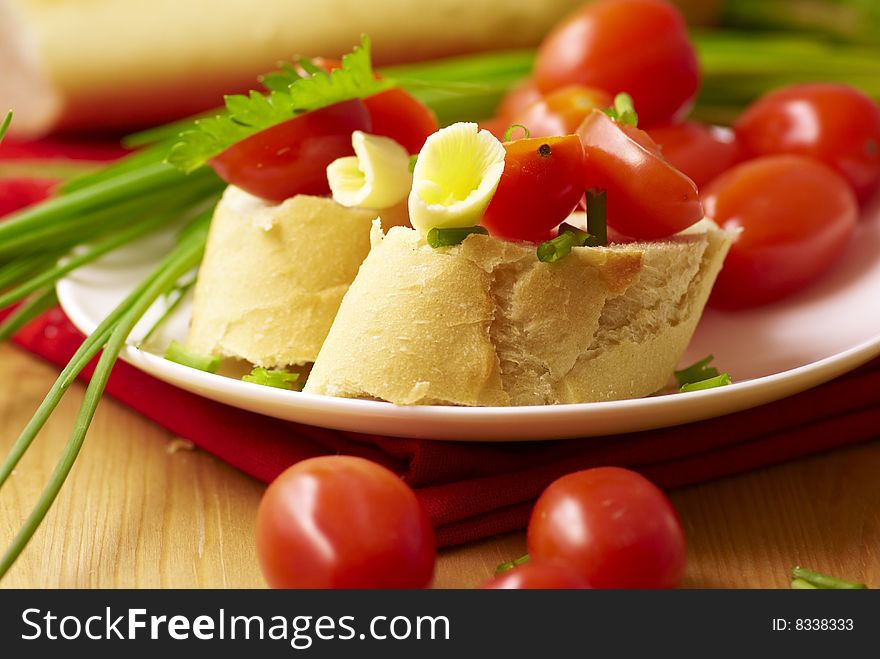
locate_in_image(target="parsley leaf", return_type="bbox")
[167,36,390,173]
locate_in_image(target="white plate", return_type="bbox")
[57,202,880,441]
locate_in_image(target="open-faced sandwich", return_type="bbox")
[177,41,732,404]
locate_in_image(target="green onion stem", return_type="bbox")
[0,289,58,343]
[496,553,530,575]
[139,277,196,346]
[0,255,62,292]
[0,215,209,579]
[426,226,488,248]
[537,232,576,263]
[791,566,867,590]
[585,189,607,247]
[0,111,11,143]
[0,212,179,310]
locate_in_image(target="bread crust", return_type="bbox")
[304,225,732,405]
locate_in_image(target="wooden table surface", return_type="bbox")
[1,343,878,589]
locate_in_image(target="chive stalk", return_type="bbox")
[0,289,58,343]
[585,189,608,247]
[496,553,530,575]
[0,111,11,143]
[0,215,210,578]
[426,225,488,248]
[164,340,220,373]
[791,566,867,590]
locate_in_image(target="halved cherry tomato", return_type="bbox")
[577,109,703,239]
[528,467,687,590]
[481,562,591,589]
[309,57,438,153]
[509,85,613,139]
[496,78,543,121]
[702,155,858,308]
[534,0,699,128]
[209,98,371,202]
[734,83,880,202]
[255,455,435,589]
[647,122,740,189]
[481,135,586,242]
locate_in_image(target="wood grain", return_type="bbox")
[1,344,877,589]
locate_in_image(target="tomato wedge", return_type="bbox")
[209,98,371,202]
[577,109,703,239]
[482,135,587,242]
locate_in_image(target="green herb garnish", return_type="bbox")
[584,188,608,247]
[167,36,390,173]
[427,225,488,248]
[791,566,867,590]
[502,124,530,141]
[537,223,591,263]
[496,553,530,575]
[164,340,220,373]
[0,111,12,144]
[680,373,732,392]
[242,367,301,390]
[602,92,639,126]
[675,355,721,387]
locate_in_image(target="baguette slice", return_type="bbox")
[187,186,390,368]
[304,224,732,406]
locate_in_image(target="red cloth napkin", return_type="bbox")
[3,140,879,547]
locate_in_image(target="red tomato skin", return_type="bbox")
[482,135,587,242]
[481,562,592,590]
[534,0,699,127]
[734,83,880,202]
[510,85,613,139]
[577,110,703,239]
[702,155,858,309]
[647,122,740,189]
[255,456,435,589]
[528,467,686,590]
[497,78,544,121]
[364,88,439,154]
[209,99,371,202]
[0,178,57,217]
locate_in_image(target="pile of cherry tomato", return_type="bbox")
[481,0,880,308]
[256,455,686,590]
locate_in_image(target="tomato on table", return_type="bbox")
[534,0,699,127]
[508,85,612,139]
[481,561,591,589]
[647,122,740,189]
[577,108,703,239]
[702,155,858,309]
[528,467,687,589]
[255,455,435,589]
[209,98,371,202]
[734,83,880,202]
[481,134,587,242]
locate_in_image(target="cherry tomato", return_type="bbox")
[496,78,543,120]
[528,467,686,589]
[735,83,880,202]
[702,155,858,308]
[534,0,699,127]
[209,99,371,202]
[647,122,740,189]
[577,109,703,239]
[510,85,613,139]
[255,455,435,589]
[481,562,591,589]
[309,57,438,153]
[482,135,586,242]
[0,178,57,217]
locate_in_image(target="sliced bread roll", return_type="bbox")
[187,186,389,368]
[303,224,732,406]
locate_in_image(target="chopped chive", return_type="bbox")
[409,154,418,173]
[680,373,732,392]
[496,553,530,575]
[0,111,11,143]
[537,224,590,263]
[427,225,488,248]
[503,124,530,141]
[242,367,301,390]
[139,278,196,346]
[791,566,867,590]
[584,188,607,247]
[164,340,220,373]
[675,355,721,387]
